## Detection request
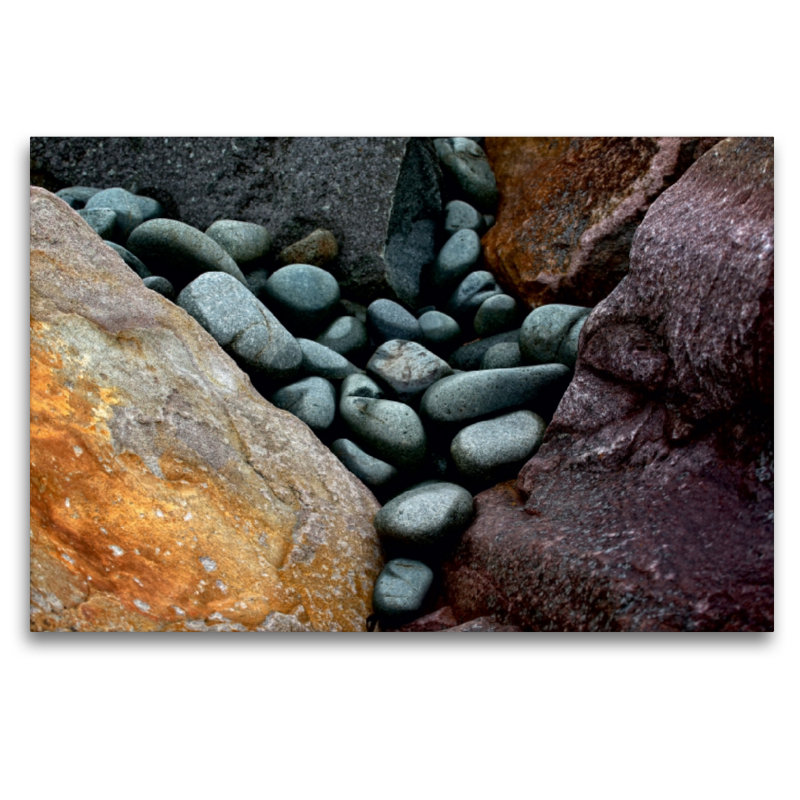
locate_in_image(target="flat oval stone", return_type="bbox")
[474,294,520,337]
[56,186,101,208]
[277,229,338,268]
[444,199,484,236]
[331,439,399,489]
[270,377,336,433]
[434,137,498,212]
[480,341,522,370]
[78,208,116,239]
[177,272,302,381]
[316,315,368,359]
[366,298,421,344]
[418,310,462,355]
[372,559,434,620]
[450,410,546,481]
[367,339,453,403]
[297,338,362,380]
[264,263,341,337]
[431,229,482,297]
[85,187,144,243]
[340,396,427,470]
[127,219,249,291]
[340,373,385,401]
[374,482,474,548]
[143,276,175,301]
[420,364,572,424]
[104,241,151,278]
[519,304,592,368]
[134,195,165,222]
[448,329,520,370]
[205,220,272,269]
[445,271,503,322]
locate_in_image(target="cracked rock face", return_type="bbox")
[29,187,382,632]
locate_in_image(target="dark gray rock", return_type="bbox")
[434,137,498,212]
[366,298,421,344]
[418,310,462,356]
[127,218,249,292]
[340,373,385,401]
[264,263,341,337]
[420,364,572,425]
[474,294,520,338]
[78,208,116,239]
[205,220,272,270]
[276,228,338,269]
[483,214,495,229]
[104,241,151,278]
[315,315,369,361]
[297,338,363,380]
[177,272,302,381]
[443,199,485,236]
[331,439,399,490]
[340,396,427,470]
[448,329,521,371]
[134,195,165,222]
[431,228,482,297]
[56,186,100,208]
[142,275,175,301]
[367,340,453,404]
[480,341,522,370]
[85,187,144,243]
[450,410,546,482]
[444,271,503,323]
[270,377,337,433]
[519,304,592,368]
[372,559,434,620]
[374,482,474,548]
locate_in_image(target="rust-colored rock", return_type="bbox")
[30,187,383,632]
[277,229,339,269]
[444,138,773,631]
[482,137,722,308]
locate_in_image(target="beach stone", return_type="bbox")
[126,218,249,291]
[374,482,474,549]
[78,208,116,239]
[315,315,369,361]
[331,439,400,490]
[340,373,385,401]
[434,137,498,212]
[264,263,341,337]
[367,339,454,404]
[480,342,522,370]
[247,267,271,297]
[451,410,547,482]
[519,304,592,368]
[104,241,151,278]
[366,298,421,344]
[443,199,484,236]
[270,377,337,434]
[445,271,503,322]
[372,559,434,620]
[448,329,521,370]
[474,294,520,338]
[277,228,338,268]
[297,339,362,380]
[418,310,462,355]
[340,397,427,470]
[177,272,302,382]
[205,220,272,270]
[134,195,165,221]
[430,228,482,297]
[56,186,100,208]
[420,364,572,425]
[142,276,175,301]
[85,187,144,243]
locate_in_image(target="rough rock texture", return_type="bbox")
[443,138,773,632]
[30,136,443,306]
[30,187,383,632]
[482,137,723,308]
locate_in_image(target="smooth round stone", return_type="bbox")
[205,220,272,269]
[451,410,547,481]
[431,229,481,297]
[474,294,520,338]
[177,272,302,381]
[134,195,165,222]
[270,377,336,433]
[143,276,176,301]
[247,268,271,297]
[85,187,143,243]
[277,229,338,268]
[56,186,100,208]
[340,373,385,401]
[367,340,453,404]
[372,559,434,620]
[264,264,341,337]
[315,316,368,359]
[78,208,116,239]
[297,338,362,380]
[104,241,151,278]
[420,364,572,425]
[366,299,421,344]
[448,329,520,370]
[374,482,474,548]
[418,310,462,355]
[434,137,499,212]
[331,439,399,489]
[445,271,503,322]
[340,397,427,470]
[480,341,522,370]
[519,304,593,368]
[127,218,249,291]
[444,199,484,236]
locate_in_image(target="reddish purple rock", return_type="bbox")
[393,606,459,632]
[442,616,522,632]
[443,138,774,632]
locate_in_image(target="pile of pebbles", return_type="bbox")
[56,138,592,630]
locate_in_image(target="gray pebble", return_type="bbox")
[434,137,498,212]
[85,187,144,243]
[205,220,272,270]
[445,270,504,323]
[142,276,176,301]
[56,186,101,208]
[444,199,485,236]
[297,338,363,380]
[367,339,453,404]
[480,341,522,370]
[519,304,592,368]
[366,298,421,344]
[78,208,117,239]
[316,315,369,360]
[134,195,165,222]
[474,294,520,338]
[418,310,462,356]
[104,241,151,278]
[331,439,399,489]
[431,229,482,297]
[483,214,495,229]
[340,373,385,401]
[264,263,341,337]
[247,268,271,297]
[372,559,434,619]
[448,329,520,370]
[270,377,336,433]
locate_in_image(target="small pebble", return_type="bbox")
[372,559,434,620]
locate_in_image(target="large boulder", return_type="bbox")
[29,136,443,307]
[443,138,774,631]
[29,187,383,632]
[482,137,722,308]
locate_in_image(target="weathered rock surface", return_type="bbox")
[482,137,723,308]
[443,138,774,631]
[30,136,443,306]
[30,187,383,632]
[276,228,338,269]
[367,339,453,404]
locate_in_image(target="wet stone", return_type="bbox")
[372,559,434,620]
[142,276,175,301]
[205,220,272,270]
[519,304,592,368]
[367,339,454,404]
[104,241,151,278]
[331,439,400,490]
[366,298,421,344]
[270,377,337,434]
